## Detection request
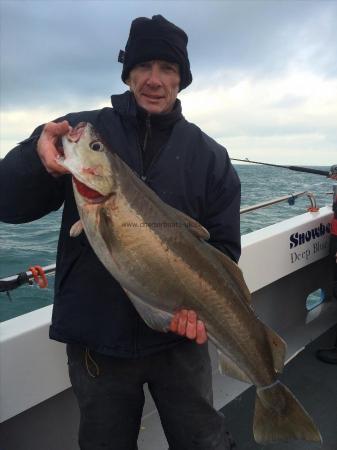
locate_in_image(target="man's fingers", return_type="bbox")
[37,121,71,176]
[169,313,179,333]
[44,156,69,177]
[169,309,189,336]
[43,120,70,139]
[170,309,208,344]
[177,309,188,335]
[38,144,69,176]
[196,320,207,344]
[185,310,197,340]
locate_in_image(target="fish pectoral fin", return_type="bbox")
[123,288,174,333]
[263,324,286,373]
[69,220,84,237]
[217,350,251,383]
[98,206,115,253]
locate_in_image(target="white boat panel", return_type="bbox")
[0,306,70,422]
[239,206,332,292]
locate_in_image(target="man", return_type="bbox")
[0,15,240,450]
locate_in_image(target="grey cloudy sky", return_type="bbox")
[1,0,337,164]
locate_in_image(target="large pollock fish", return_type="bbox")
[59,122,322,444]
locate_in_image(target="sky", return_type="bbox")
[1,0,336,165]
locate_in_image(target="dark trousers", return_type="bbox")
[67,341,235,450]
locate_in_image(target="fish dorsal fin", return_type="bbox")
[217,350,251,383]
[123,288,173,332]
[211,247,251,304]
[263,324,286,373]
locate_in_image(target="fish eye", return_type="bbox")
[90,141,104,152]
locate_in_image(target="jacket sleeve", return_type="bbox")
[203,149,241,263]
[0,125,66,224]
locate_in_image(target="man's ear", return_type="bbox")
[125,77,131,87]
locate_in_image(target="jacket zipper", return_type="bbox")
[142,114,151,153]
[144,120,181,177]
[138,114,181,180]
[133,124,145,180]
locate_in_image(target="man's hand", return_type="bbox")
[169,309,207,344]
[37,121,71,177]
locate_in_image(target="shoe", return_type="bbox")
[316,347,337,364]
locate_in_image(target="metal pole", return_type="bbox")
[331,183,337,300]
[240,191,315,214]
[333,184,337,207]
[0,264,56,284]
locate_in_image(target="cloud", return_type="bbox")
[2,67,335,166]
[180,69,337,165]
[1,1,337,164]
[0,97,111,154]
[2,1,337,108]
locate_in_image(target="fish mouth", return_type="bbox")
[73,177,111,204]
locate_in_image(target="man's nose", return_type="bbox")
[146,65,162,87]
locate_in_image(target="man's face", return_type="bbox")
[126,60,180,114]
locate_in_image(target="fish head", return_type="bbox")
[59,122,116,203]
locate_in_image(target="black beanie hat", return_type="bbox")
[119,15,192,91]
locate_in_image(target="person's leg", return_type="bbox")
[67,344,144,450]
[147,341,236,450]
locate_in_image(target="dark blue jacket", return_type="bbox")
[0,91,241,357]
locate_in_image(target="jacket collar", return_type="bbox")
[110,91,137,116]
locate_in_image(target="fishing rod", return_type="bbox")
[231,158,337,177]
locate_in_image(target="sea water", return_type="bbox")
[0,165,334,322]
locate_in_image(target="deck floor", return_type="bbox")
[1,327,336,450]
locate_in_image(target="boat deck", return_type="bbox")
[1,326,336,450]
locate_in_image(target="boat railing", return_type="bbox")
[240,190,317,214]
[0,190,321,293]
[0,264,56,293]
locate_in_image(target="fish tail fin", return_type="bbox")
[253,381,322,444]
